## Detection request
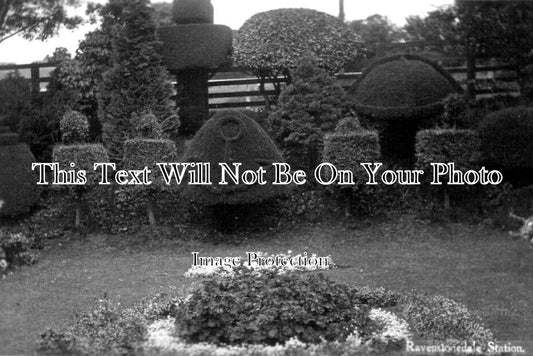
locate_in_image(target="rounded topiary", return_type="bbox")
[351,54,461,120]
[182,110,286,205]
[351,54,461,164]
[172,0,213,24]
[175,270,372,345]
[334,116,362,134]
[60,110,90,144]
[123,138,177,226]
[479,106,533,177]
[233,8,362,77]
[0,133,40,217]
[131,111,163,139]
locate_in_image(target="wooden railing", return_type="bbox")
[0,62,520,109]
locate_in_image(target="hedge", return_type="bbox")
[52,144,109,186]
[478,106,533,171]
[181,110,286,205]
[351,54,462,121]
[0,135,40,217]
[172,0,213,24]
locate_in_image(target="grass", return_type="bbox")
[1,215,532,354]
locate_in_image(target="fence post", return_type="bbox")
[30,64,40,99]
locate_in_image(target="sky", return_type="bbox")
[0,0,453,64]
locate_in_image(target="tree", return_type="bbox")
[97,0,179,161]
[0,0,82,44]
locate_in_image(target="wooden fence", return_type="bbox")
[0,61,520,110]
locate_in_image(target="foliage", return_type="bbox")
[123,139,176,176]
[175,270,373,345]
[130,111,163,139]
[97,0,179,161]
[182,110,286,205]
[52,144,109,185]
[171,0,213,24]
[0,230,39,274]
[334,116,362,134]
[60,110,89,144]
[0,0,82,44]
[0,71,31,131]
[400,293,493,344]
[270,56,353,173]
[0,137,40,217]
[233,8,362,98]
[478,106,533,171]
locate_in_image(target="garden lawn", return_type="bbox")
[0,215,532,354]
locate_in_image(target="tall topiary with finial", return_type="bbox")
[53,110,109,230]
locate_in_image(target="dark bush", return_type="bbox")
[175,270,373,345]
[270,56,353,173]
[478,106,533,171]
[182,110,286,205]
[351,54,461,164]
[0,134,40,217]
[0,71,31,131]
[0,230,39,272]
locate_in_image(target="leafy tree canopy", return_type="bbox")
[0,0,83,44]
[349,14,404,44]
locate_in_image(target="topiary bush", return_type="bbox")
[233,8,362,100]
[60,110,90,144]
[351,54,462,164]
[182,110,286,206]
[478,106,533,176]
[171,0,213,24]
[322,128,382,215]
[174,270,373,345]
[0,133,40,217]
[269,56,353,174]
[416,129,481,209]
[123,115,178,226]
[52,144,109,229]
[0,230,40,275]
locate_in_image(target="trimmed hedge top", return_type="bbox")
[233,8,362,75]
[181,110,286,205]
[172,0,213,24]
[351,54,462,120]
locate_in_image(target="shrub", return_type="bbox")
[60,110,90,144]
[98,0,179,160]
[441,93,472,128]
[270,56,353,173]
[175,270,373,345]
[182,110,286,205]
[400,293,493,344]
[123,136,177,226]
[322,129,382,214]
[478,106,533,171]
[334,116,362,134]
[0,230,39,273]
[52,144,109,228]
[351,54,462,163]
[415,129,480,209]
[0,71,31,131]
[233,8,362,100]
[0,133,40,217]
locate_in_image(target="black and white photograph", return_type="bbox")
[0,0,532,355]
